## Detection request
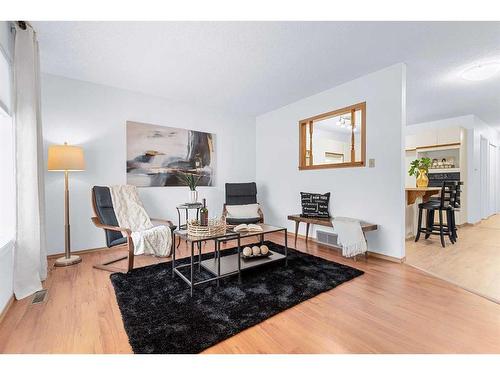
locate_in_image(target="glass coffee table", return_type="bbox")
[172,224,288,296]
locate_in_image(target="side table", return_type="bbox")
[176,203,203,248]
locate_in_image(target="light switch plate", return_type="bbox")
[369,158,375,168]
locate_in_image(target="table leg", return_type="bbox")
[176,208,181,249]
[190,241,194,297]
[294,221,299,246]
[305,223,310,243]
[237,236,241,283]
[184,209,189,248]
[198,240,202,271]
[284,228,288,266]
[217,240,221,287]
[172,232,176,277]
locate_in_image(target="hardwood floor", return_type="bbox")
[1,233,500,353]
[406,214,500,303]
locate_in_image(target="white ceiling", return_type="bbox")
[32,21,500,126]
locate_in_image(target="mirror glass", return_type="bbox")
[311,110,362,165]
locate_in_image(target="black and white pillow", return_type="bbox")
[300,192,331,218]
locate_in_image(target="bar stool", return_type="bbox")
[415,181,457,247]
[425,181,462,243]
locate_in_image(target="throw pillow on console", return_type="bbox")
[300,192,330,218]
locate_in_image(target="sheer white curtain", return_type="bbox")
[13,23,47,299]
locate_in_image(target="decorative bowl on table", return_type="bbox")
[187,216,226,237]
[241,245,272,260]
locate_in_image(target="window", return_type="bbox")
[299,102,366,170]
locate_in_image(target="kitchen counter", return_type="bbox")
[405,187,441,205]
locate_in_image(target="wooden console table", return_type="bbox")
[287,214,378,245]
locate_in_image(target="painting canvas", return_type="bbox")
[126,121,215,187]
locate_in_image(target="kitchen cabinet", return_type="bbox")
[437,127,461,145]
[406,134,417,150]
[415,130,437,148]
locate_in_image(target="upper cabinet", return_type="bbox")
[406,127,462,150]
[406,134,417,150]
[416,130,438,148]
[436,127,461,145]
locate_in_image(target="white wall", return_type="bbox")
[256,64,407,259]
[41,74,256,254]
[0,21,13,314]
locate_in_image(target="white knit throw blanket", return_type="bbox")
[109,185,172,257]
[332,217,367,258]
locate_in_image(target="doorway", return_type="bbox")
[406,131,500,304]
[489,143,497,217]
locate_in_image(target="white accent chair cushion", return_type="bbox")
[225,203,260,219]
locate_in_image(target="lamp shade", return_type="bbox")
[47,142,85,171]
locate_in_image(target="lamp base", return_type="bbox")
[54,255,82,267]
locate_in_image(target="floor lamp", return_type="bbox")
[48,142,85,267]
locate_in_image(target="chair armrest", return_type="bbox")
[150,218,174,227]
[257,205,264,223]
[91,217,132,236]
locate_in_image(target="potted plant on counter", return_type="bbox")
[177,171,202,203]
[409,157,431,188]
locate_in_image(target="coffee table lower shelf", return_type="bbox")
[201,251,286,276]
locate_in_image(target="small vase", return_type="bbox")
[189,190,198,203]
[416,169,429,188]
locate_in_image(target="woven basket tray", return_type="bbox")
[187,216,227,237]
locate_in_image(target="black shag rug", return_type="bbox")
[110,241,363,354]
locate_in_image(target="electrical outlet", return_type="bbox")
[369,158,375,168]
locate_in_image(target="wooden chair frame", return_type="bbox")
[91,189,174,273]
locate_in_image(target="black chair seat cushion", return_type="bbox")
[418,201,453,210]
[226,217,262,225]
[110,237,127,247]
[109,224,176,248]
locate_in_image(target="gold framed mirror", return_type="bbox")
[299,102,366,170]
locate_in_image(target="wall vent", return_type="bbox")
[31,289,48,304]
[316,230,340,248]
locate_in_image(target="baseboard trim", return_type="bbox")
[0,295,14,325]
[47,246,111,259]
[367,251,405,263]
[293,233,405,263]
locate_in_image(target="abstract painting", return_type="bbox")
[126,121,215,187]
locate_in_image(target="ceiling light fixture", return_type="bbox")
[461,62,500,81]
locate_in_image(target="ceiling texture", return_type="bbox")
[33,21,500,126]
